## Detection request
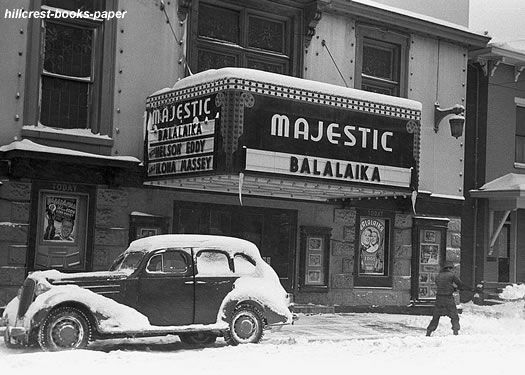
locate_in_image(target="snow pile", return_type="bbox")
[499,283,525,300]
[24,285,151,332]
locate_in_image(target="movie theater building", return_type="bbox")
[0,0,489,308]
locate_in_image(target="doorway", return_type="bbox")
[173,201,297,290]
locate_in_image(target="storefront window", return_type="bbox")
[173,201,296,290]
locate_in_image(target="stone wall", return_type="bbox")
[296,207,414,307]
[0,181,31,306]
[93,188,131,270]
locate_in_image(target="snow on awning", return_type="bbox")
[144,173,411,202]
[470,173,525,198]
[0,139,140,167]
[150,67,422,114]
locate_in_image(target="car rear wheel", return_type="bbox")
[179,332,217,345]
[38,306,92,351]
[224,304,264,345]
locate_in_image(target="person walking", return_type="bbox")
[426,261,473,336]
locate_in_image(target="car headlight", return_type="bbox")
[35,282,51,296]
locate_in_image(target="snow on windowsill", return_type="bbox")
[24,123,112,140]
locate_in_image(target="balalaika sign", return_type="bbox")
[242,94,419,189]
[145,95,218,178]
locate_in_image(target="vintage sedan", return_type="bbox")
[2,235,294,351]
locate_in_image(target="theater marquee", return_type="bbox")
[145,94,218,178]
[242,94,418,189]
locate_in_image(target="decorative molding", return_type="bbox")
[515,66,525,82]
[490,58,504,77]
[304,1,331,47]
[177,0,193,21]
[147,78,421,121]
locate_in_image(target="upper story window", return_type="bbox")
[515,98,525,163]
[24,0,117,136]
[355,25,408,97]
[188,0,301,76]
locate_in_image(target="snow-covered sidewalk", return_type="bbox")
[1,301,524,375]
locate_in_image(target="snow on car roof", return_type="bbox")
[125,234,262,259]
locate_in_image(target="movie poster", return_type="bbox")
[358,217,386,275]
[43,196,78,242]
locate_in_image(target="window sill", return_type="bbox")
[22,126,114,155]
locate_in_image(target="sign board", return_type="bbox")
[242,95,417,189]
[145,94,219,178]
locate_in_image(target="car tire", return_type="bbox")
[224,304,265,346]
[179,332,217,346]
[38,306,92,351]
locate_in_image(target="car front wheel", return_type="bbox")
[38,306,92,351]
[225,304,264,345]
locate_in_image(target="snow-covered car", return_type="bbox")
[2,235,294,351]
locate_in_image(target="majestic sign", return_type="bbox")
[243,95,417,188]
[145,94,218,178]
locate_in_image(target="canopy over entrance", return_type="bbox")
[144,68,422,201]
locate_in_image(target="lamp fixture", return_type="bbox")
[434,102,465,138]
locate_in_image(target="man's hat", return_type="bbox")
[442,261,454,270]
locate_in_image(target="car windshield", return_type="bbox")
[110,251,144,272]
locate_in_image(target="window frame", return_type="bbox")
[23,0,117,142]
[355,24,409,98]
[515,97,525,163]
[145,249,191,276]
[187,0,303,77]
[353,209,394,288]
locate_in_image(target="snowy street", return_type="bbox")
[1,301,524,375]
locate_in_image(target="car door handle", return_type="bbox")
[184,280,207,284]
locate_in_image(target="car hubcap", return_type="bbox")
[234,313,257,340]
[50,316,84,348]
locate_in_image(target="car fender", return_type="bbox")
[23,284,150,333]
[217,276,293,325]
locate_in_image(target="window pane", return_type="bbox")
[40,75,89,129]
[43,0,104,12]
[516,106,525,136]
[198,3,239,44]
[197,49,237,72]
[163,251,188,273]
[363,43,395,80]
[196,251,232,276]
[362,82,394,96]
[44,22,93,78]
[248,16,285,53]
[246,58,285,74]
[516,136,525,163]
[234,254,256,276]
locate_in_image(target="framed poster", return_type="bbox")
[43,196,78,243]
[420,243,439,264]
[358,217,386,275]
[300,226,331,289]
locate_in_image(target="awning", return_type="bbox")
[144,173,412,202]
[145,68,421,202]
[470,173,525,201]
[0,139,140,168]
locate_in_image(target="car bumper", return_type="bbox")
[6,325,27,338]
